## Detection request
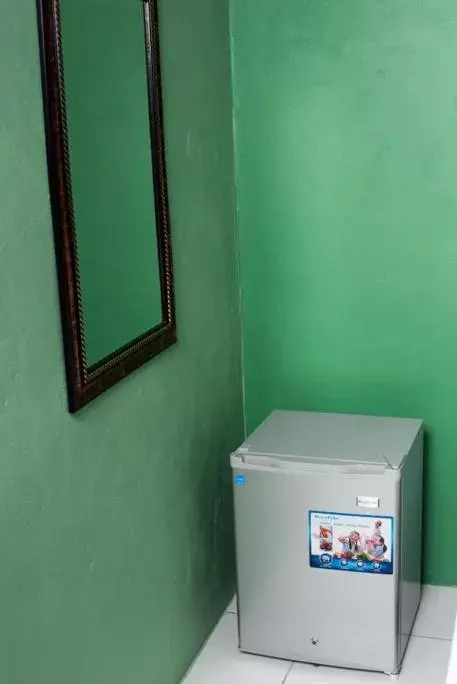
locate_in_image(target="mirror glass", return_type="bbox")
[61,0,163,368]
[37,0,176,411]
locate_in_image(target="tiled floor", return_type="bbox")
[182,586,457,683]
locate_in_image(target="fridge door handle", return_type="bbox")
[232,453,387,475]
[241,454,330,471]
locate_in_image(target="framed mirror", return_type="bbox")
[37,0,176,412]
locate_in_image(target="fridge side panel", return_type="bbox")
[399,428,424,663]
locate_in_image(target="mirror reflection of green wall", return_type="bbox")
[60,0,162,368]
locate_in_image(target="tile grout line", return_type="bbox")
[281,661,294,683]
[412,633,454,643]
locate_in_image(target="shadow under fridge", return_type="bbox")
[232,410,423,675]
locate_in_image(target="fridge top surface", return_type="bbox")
[237,410,422,469]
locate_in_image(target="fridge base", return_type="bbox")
[239,644,403,677]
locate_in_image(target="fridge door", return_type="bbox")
[233,455,401,674]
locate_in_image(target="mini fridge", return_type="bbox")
[232,410,423,675]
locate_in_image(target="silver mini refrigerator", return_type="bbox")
[232,410,423,676]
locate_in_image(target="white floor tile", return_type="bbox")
[413,586,457,640]
[181,613,291,684]
[447,613,457,683]
[286,636,451,683]
[226,594,237,614]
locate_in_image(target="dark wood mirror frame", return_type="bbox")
[36,0,176,413]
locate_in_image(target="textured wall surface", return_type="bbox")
[232,0,457,585]
[0,1,242,682]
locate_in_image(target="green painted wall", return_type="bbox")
[232,0,457,585]
[0,1,242,683]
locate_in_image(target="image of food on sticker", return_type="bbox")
[319,525,333,551]
[337,530,362,558]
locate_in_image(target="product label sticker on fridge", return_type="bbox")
[309,511,394,575]
[235,473,247,487]
[356,496,380,509]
